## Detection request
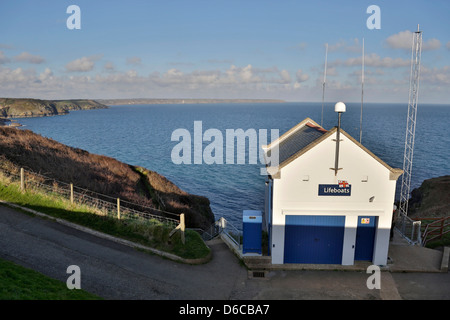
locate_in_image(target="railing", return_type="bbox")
[189,217,243,250]
[0,165,180,227]
[394,210,422,245]
[218,217,242,249]
[415,216,450,247]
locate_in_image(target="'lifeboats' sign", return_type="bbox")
[318,180,351,196]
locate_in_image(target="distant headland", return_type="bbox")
[97,98,285,105]
[0,98,108,119]
[0,97,285,125]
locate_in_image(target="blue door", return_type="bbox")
[355,216,377,261]
[284,215,345,264]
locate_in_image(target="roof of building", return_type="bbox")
[266,118,328,166]
[263,117,403,180]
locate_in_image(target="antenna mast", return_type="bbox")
[399,25,422,220]
[321,43,328,127]
[359,38,364,144]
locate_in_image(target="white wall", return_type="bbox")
[271,130,398,265]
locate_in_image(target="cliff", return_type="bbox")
[0,127,215,229]
[408,175,450,218]
[0,98,108,118]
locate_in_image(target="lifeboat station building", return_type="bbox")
[262,114,403,266]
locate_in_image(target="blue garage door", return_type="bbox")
[284,215,345,264]
[355,216,377,261]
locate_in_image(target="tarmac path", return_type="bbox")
[1,204,449,301]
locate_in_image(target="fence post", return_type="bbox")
[117,198,121,220]
[180,213,185,245]
[70,183,74,204]
[169,213,185,245]
[20,168,24,192]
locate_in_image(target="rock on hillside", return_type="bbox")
[408,175,450,218]
[0,127,215,229]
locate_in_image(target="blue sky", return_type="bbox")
[0,0,449,103]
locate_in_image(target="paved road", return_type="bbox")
[1,204,450,300]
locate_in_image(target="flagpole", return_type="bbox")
[359,38,364,144]
[321,43,328,127]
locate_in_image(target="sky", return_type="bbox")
[0,0,449,103]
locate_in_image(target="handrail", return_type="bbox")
[190,217,243,247]
[420,216,450,246]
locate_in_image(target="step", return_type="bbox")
[243,256,271,269]
[441,246,450,272]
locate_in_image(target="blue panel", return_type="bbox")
[243,222,262,254]
[284,215,345,264]
[355,216,377,261]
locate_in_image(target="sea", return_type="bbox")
[15,102,450,228]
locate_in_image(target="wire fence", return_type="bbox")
[0,165,180,228]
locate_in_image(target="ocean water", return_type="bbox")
[15,102,450,227]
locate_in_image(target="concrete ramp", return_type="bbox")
[388,245,443,272]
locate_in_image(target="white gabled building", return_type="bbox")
[263,115,403,266]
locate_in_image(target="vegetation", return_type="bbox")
[0,98,108,118]
[0,111,214,300]
[425,236,450,249]
[409,175,450,218]
[0,180,210,260]
[0,258,101,300]
[0,126,215,229]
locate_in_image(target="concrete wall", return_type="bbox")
[270,130,399,265]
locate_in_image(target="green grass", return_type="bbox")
[0,258,101,300]
[0,181,210,260]
[424,233,450,249]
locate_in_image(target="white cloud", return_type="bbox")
[126,56,142,65]
[328,38,361,53]
[421,65,450,85]
[103,61,115,71]
[2,59,448,103]
[337,53,410,68]
[446,41,450,50]
[0,44,14,50]
[423,38,441,51]
[38,68,53,81]
[328,40,345,52]
[0,51,10,64]
[288,42,307,51]
[386,30,441,51]
[14,52,45,64]
[65,56,96,72]
[295,69,309,83]
[0,67,38,92]
[280,70,291,83]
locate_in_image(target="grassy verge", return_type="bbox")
[424,234,450,249]
[0,181,210,260]
[0,258,101,300]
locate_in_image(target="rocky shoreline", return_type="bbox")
[408,175,450,218]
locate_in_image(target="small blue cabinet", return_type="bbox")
[243,210,262,254]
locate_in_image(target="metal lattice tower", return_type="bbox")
[399,26,422,218]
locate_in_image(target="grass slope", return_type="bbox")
[0,182,210,260]
[0,257,102,300]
